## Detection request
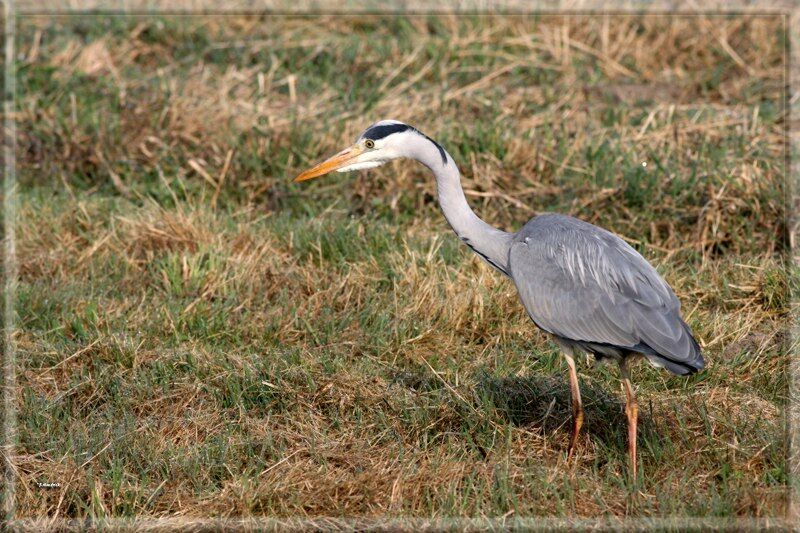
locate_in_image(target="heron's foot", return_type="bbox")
[566,439,581,463]
[620,362,639,482]
[566,410,584,462]
[564,352,584,465]
[625,400,639,481]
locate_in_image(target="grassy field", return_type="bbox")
[8,14,791,521]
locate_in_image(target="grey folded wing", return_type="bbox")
[508,214,703,374]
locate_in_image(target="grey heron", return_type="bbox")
[295,120,704,478]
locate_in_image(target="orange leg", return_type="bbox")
[564,353,584,461]
[620,360,639,480]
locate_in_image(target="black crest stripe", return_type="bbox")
[363,123,448,165]
[415,129,447,165]
[363,123,410,140]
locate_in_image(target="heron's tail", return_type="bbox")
[644,319,704,376]
[682,322,705,373]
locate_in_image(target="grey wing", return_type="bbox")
[508,215,703,374]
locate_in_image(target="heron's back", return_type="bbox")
[508,214,703,375]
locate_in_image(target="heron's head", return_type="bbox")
[294,120,419,182]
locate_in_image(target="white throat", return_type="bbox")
[402,131,513,275]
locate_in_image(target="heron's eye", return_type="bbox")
[364,139,375,149]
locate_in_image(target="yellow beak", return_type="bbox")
[294,146,363,182]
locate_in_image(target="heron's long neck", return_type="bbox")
[409,135,513,275]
